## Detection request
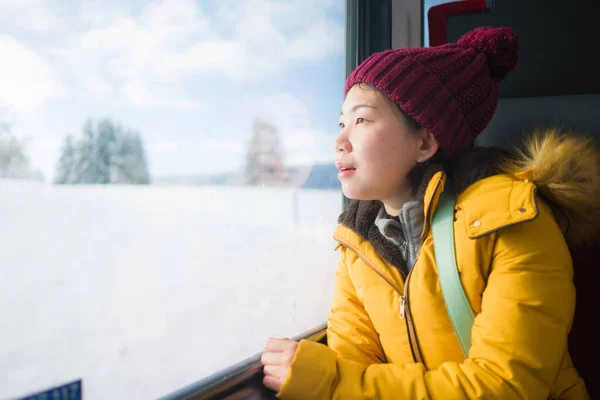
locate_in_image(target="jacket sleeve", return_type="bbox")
[276,204,577,400]
[326,246,386,365]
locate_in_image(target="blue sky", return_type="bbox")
[0,0,346,180]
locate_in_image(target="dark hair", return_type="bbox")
[394,102,422,132]
[389,102,448,195]
[407,149,447,196]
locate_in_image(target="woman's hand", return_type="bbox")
[261,338,299,392]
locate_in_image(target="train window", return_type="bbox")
[423,0,456,46]
[1,1,344,399]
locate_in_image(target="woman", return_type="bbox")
[261,26,596,399]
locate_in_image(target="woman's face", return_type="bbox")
[335,85,427,208]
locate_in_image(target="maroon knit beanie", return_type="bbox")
[345,26,519,158]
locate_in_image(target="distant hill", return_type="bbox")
[153,171,246,186]
[300,164,341,190]
[153,163,340,190]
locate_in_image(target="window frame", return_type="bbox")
[157,324,326,400]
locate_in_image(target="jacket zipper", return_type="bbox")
[335,176,444,369]
[335,237,426,367]
[398,239,425,365]
[399,267,425,366]
[400,179,442,369]
[398,177,443,367]
[400,176,446,367]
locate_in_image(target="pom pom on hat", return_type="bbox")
[457,26,519,81]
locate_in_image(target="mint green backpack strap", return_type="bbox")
[432,190,475,358]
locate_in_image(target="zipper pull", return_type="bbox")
[399,295,406,319]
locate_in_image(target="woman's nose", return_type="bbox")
[334,132,351,154]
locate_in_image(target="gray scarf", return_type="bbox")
[374,201,424,271]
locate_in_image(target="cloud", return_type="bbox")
[0,36,67,111]
[201,0,344,80]
[249,93,311,131]
[0,0,344,110]
[155,39,245,81]
[0,0,65,33]
[286,22,344,63]
[282,128,336,166]
[150,137,245,156]
[63,0,343,87]
[81,75,113,96]
[196,138,245,154]
[120,83,205,110]
[76,1,129,29]
[150,140,179,153]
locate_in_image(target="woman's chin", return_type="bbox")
[341,185,371,201]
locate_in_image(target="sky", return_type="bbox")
[0,0,346,181]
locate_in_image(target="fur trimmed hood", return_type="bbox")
[501,129,600,246]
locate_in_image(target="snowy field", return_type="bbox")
[0,179,342,399]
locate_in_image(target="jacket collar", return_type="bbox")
[333,146,538,269]
[334,165,444,272]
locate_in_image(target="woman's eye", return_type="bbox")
[338,122,345,129]
[356,117,365,124]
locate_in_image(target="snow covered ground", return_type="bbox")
[0,179,342,399]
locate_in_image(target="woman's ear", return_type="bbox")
[416,129,439,162]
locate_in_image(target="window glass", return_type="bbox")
[0,1,345,398]
[423,0,456,46]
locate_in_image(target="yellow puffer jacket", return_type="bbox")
[277,131,598,399]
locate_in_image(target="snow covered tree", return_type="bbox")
[96,119,118,184]
[53,135,75,184]
[54,118,150,185]
[246,118,287,186]
[0,122,44,181]
[70,120,101,184]
[110,132,150,184]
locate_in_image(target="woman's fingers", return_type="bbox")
[263,374,283,392]
[261,338,299,392]
[263,364,285,377]
[260,351,283,366]
[264,338,292,352]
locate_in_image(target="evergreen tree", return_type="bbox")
[96,119,119,184]
[70,119,100,184]
[53,135,74,184]
[110,132,150,184]
[0,122,35,180]
[54,118,150,185]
